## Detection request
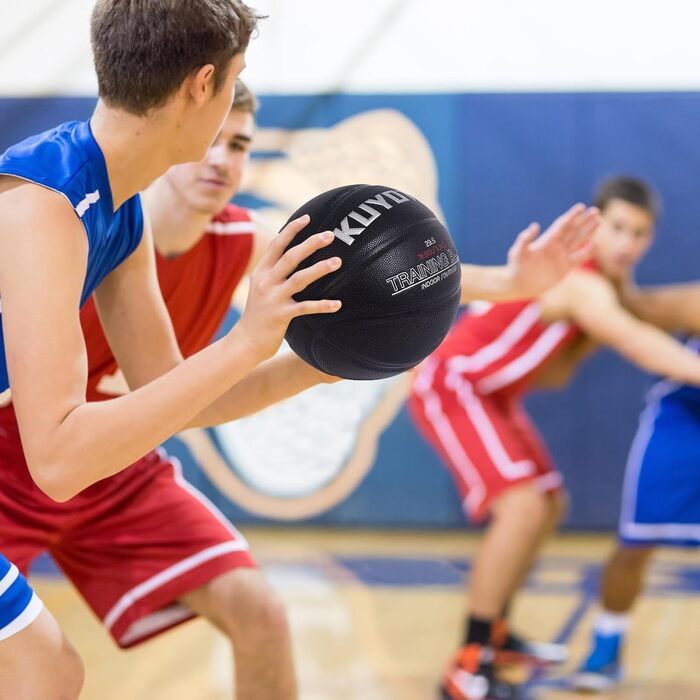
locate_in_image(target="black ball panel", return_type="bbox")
[283,184,462,380]
[306,290,462,380]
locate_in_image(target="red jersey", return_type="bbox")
[431,263,599,397]
[81,203,255,400]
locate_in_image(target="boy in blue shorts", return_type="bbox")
[574,228,700,692]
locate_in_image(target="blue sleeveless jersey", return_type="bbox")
[0,120,144,392]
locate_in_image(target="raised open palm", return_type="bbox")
[507,203,600,297]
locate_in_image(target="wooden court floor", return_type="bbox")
[31,529,700,699]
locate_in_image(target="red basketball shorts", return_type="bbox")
[409,359,563,522]
[0,412,255,648]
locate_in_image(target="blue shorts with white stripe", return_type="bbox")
[619,381,700,548]
[0,552,43,641]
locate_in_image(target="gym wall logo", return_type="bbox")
[181,108,442,520]
[179,367,410,520]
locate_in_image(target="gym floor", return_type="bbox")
[33,529,700,700]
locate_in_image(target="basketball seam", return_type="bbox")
[311,336,418,376]
[312,285,461,374]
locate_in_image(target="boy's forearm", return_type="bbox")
[460,264,519,304]
[187,352,337,428]
[610,322,700,385]
[29,330,261,501]
[623,283,700,334]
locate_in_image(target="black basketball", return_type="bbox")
[283,184,462,380]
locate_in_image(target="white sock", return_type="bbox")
[594,610,630,636]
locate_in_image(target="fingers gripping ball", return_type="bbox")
[284,184,462,380]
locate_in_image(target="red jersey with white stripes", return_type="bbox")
[81,203,255,401]
[432,263,598,397]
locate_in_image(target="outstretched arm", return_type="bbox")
[620,280,700,335]
[560,270,700,385]
[161,203,602,427]
[460,204,599,304]
[188,352,339,428]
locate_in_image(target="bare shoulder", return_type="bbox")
[0,177,78,224]
[0,179,87,284]
[557,267,615,299]
[539,268,615,322]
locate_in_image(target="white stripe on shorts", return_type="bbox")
[162,449,250,546]
[534,471,564,493]
[413,362,487,515]
[620,521,700,542]
[619,400,662,536]
[619,379,700,543]
[103,449,250,633]
[119,605,194,647]
[103,540,248,632]
[447,371,535,480]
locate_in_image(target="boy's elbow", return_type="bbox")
[28,458,79,503]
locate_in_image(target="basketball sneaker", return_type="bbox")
[491,620,568,667]
[572,631,623,692]
[441,645,541,700]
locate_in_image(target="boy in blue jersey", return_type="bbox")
[0,2,599,698]
[0,1,349,696]
[574,276,700,692]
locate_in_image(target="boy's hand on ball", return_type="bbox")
[235,214,342,362]
[506,203,600,298]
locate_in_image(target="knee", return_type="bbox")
[249,588,290,649]
[218,571,291,653]
[548,490,567,526]
[0,609,84,700]
[55,641,85,700]
[499,484,553,530]
[233,583,290,654]
[612,545,654,570]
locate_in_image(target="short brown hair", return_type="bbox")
[232,79,259,115]
[91,0,262,116]
[595,176,660,218]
